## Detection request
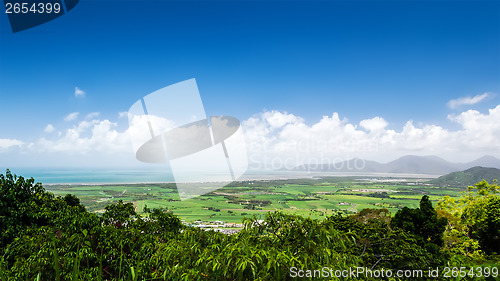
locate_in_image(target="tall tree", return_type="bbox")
[391,195,448,247]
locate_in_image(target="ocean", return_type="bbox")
[3,168,175,185]
[1,167,437,185]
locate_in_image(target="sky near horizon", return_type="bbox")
[0,0,499,169]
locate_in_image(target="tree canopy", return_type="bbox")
[1,170,498,280]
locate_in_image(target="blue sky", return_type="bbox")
[0,0,499,168]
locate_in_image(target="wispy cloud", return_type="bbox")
[44,124,55,133]
[447,93,489,109]
[118,112,128,118]
[64,112,80,121]
[86,112,100,119]
[0,138,24,150]
[74,87,85,98]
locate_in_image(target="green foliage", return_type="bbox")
[0,170,49,248]
[438,180,500,257]
[350,208,391,224]
[1,170,497,280]
[468,195,500,255]
[101,199,137,226]
[64,193,85,211]
[391,195,448,248]
[0,170,91,249]
[431,166,500,188]
[328,210,444,272]
[144,207,184,234]
[461,180,500,255]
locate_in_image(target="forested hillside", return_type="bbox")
[430,166,500,188]
[0,170,498,280]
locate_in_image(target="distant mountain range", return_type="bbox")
[294,155,500,175]
[430,166,500,187]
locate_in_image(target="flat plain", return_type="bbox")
[46,176,463,223]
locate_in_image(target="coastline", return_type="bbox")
[38,170,440,186]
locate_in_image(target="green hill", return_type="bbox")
[430,166,500,188]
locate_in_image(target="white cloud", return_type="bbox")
[74,87,85,98]
[2,105,500,167]
[44,124,55,133]
[447,93,489,109]
[37,119,130,154]
[359,116,388,133]
[243,105,500,168]
[34,114,176,156]
[446,105,500,147]
[119,112,128,118]
[262,110,304,129]
[64,112,79,121]
[86,112,100,119]
[127,114,176,152]
[0,138,24,150]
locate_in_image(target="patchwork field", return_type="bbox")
[46,176,465,223]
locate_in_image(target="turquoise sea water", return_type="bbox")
[3,168,175,184]
[2,168,391,185]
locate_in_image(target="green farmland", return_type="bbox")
[46,177,464,223]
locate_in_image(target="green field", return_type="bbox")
[46,177,465,223]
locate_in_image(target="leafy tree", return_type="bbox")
[439,180,500,256]
[0,170,90,248]
[0,170,47,247]
[64,193,85,208]
[351,208,390,224]
[145,207,183,232]
[391,195,448,248]
[461,180,500,255]
[328,210,444,272]
[467,195,500,255]
[101,199,137,227]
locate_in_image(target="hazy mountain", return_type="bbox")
[384,155,458,175]
[294,155,500,175]
[462,155,500,170]
[430,166,500,187]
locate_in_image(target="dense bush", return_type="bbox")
[437,180,500,259]
[391,195,448,249]
[1,170,497,280]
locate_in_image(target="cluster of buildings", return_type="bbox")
[184,220,245,234]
